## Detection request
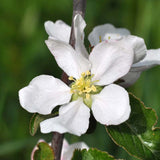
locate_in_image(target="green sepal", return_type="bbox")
[29,113,58,136]
[71,93,79,101]
[83,97,92,108]
[91,85,103,94]
[71,148,116,160]
[106,93,160,160]
[33,142,54,160]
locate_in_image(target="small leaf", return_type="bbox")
[33,142,54,160]
[71,148,116,160]
[29,113,57,136]
[106,93,160,160]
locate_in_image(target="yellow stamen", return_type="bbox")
[86,94,90,99]
[91,85,97,92]
[69,76,74,81]
[69,71,98,99]
[86,70,91,76]
[99,36,102,42]
[84,87,92,93]
[81,72,85,77]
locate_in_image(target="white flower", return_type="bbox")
[19,15,133,136]
[31,139,89,160]
[88,23,160,87]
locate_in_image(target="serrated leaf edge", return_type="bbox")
[106,92,160,160]
[72,148,121,160]
[34,142,55,160]
[89,148,115,159]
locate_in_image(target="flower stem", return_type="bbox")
[51,0,86,160]
[51,132,64,160]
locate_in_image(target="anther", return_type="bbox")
[86,71,91,76]
[81,72,85,77]
[99,36,102,42]
[69,76,74,81]
[86,94,90,99]
[91,85,97,92]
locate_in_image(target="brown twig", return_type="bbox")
[51,0,86,160]
[51,132,64,160]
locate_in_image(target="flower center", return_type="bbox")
[69,71,98,100]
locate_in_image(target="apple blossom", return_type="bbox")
[31,139,89,160]
[19,40,133,135]
[19,14,134,136]
[42,35,134,135]
[88,23,160,87]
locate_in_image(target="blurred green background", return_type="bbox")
[1,0,160,159]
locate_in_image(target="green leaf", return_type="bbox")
[106,93,160,160]
[71,148,115,160]
[33,142,54,160]
[29,113,57,136]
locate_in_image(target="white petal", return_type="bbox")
[45,20,71,43]
[121,35,147,63]
[88,23,130,46]
[61,141,89,160]
[131,49,160,71]
[119,71,141,88]
[61,139,69,159]
[45,39,91,78]
[40,99,90,136]
[89,41,134,85]
[74,14,89,58]
[91,84,131,125]
[19,75,71,115]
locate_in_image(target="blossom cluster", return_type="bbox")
[19,14,160,136]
